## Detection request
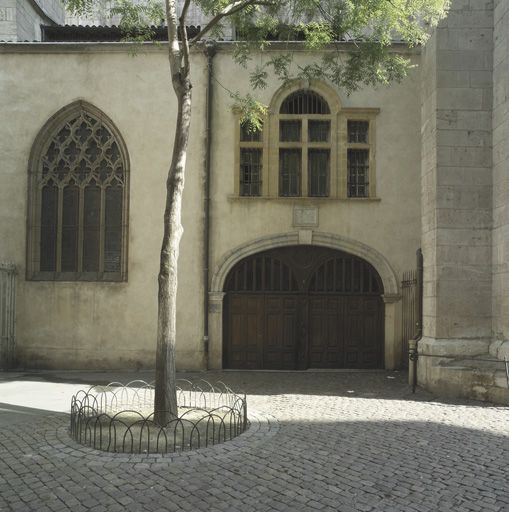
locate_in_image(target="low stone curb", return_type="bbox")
[43,409,279,466]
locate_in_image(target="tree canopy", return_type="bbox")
[66,0,450,128]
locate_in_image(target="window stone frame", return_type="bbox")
[232,80,380,201]
[269,81,340,198]
[26,100,130,282]
[341,109,379,199]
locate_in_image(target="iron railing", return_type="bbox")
[401,269,418,369]
[70,379,248,454]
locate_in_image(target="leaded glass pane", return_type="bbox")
[105,186,123,272]
[35,107,127,280]
[61,185,79,272]
[347,149,369,198]
[308,149,329,197]
[308,121,330,142]
[83,185,101,272]
[40,184,58,272]
[348,121,369,143]
[280,120,301,142]
[240,149,262,196]
[280,90,330,114]
[279,149,301,197]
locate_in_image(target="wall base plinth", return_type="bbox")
[417,337,509,405]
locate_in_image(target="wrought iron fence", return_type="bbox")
[70,379,248,454]
[401,269,418,369]
[0,263,16,369]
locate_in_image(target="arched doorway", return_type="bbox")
[223,246,384,370]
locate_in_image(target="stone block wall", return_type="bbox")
[1,0,64,41]
[417,0,508,402]
[0,0,17,41]
[491,0,509,360]
[421,0,494,350]
[37,0,63,23]
[16,0,41,40]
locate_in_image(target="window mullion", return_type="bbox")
[77,185,85,273]
[99,186,106,274]
[302,118,308,196]
[56,185,63,273]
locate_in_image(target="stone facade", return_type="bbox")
[0,42,421,371]
[0,0,508,403]
[419,0,509,404]
[491,0,509,361]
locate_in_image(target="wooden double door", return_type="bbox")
[223,246,384,370]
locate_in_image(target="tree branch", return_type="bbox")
[179,0,191,75]
[165,0,182,78]
[189,0,276,45]
[180,9,189,77]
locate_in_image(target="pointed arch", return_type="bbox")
[27,100,130,281]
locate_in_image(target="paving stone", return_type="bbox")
[0,371,508,511]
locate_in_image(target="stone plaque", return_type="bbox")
[293,206,318,227]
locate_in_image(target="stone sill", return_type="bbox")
[227,195,381,203]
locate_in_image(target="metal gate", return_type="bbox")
[0,263,16,369]
[401,249,423,368]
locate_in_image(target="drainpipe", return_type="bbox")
[408,248,423,393]
[202,42,216,370]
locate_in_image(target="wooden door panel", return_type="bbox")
[308,296,344,368]
[342,296,383,368]
[264,296,298,369]
[225,294,264,369]
[308,295,383,369]
[226,294,299,369]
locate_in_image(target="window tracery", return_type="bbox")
[28,102,129,281]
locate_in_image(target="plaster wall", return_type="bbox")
[0,47,208,369]
[208,49,422,370]
[0,43,421,371]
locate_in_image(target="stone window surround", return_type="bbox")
[26,100,130,282]
[233,80,379,200]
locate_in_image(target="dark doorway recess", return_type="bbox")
[223,246,384,370]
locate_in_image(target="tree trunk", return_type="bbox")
[154,78,192,425]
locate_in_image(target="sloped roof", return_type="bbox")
[41,24,201,42]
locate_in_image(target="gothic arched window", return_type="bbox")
[27,101,129,281]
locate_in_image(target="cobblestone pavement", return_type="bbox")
[0,370,508,511]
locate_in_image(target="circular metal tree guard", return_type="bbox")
[70,380,248,454]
